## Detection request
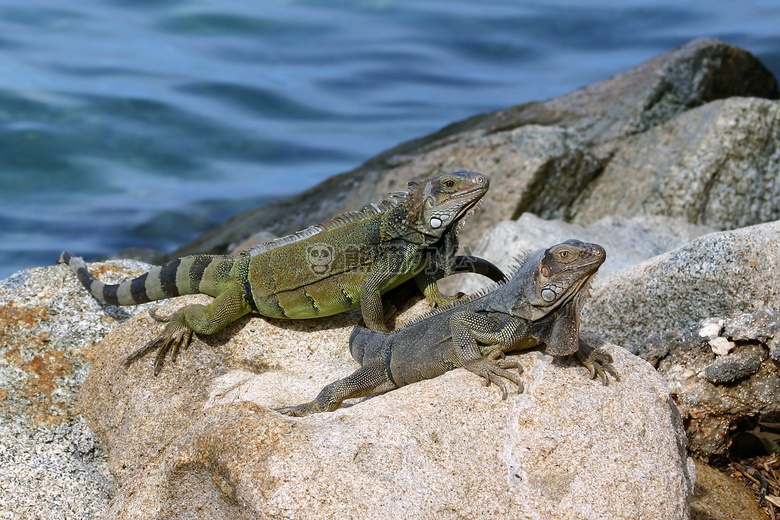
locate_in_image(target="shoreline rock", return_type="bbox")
[77,296,695,520]
[160,37,778,261]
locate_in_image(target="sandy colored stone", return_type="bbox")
[78,295,694,519]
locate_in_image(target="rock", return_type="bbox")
[165,38,778,260]
[0,261,157,519]
[724,308,780,344]
[632,309,780,458]
[573,222,779,459]
[454,213,711,293]
[690,459,767,520]
[583,221,780,350]
[701,345,766,384]
[707,336,735,357]
[78,296,695,520]
[571,97,780,230]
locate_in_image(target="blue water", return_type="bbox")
[1,0,779,279]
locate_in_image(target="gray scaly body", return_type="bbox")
[278,240,618,416]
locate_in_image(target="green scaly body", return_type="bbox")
[60,169,502,374]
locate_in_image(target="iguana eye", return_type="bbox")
[442,179,456,188]
[559,250,569,258]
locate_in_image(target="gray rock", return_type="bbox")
[571,97,780,230]
[577,222,779,458]
[723,308,780,343]
[701,345,766,384]
[77,297,695,520]
[165,38,778,261]
[584,221,780,350]
[0,261,156,520]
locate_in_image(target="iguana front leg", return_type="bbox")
[276,362,392,417]
[360,255,408,332]
[415,268,462,307]
[124,282,252,375]
[416,255,506,307]
[449,312,524,398]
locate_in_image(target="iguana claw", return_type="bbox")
[464,350,524,398]
[571,344,620,385]
[123,308,193,375]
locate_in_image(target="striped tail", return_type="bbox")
[58,251,217,306]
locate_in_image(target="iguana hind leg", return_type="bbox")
[124,283,252,375]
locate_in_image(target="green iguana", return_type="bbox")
[60,169,501,374]
[277,239,618,417]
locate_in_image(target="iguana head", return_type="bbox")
[510,240,606,322]
[404,169,489,237]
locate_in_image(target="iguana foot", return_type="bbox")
[570,343,619,385]
[276,401,326,417]
[463,351,524,399]
[123,308,193,375]
[430,292,467,307]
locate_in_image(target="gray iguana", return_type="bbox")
[277,239,618,416]
[59,169,502,374]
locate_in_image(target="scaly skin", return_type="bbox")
[59,169,501,374]
[277,240,619,417]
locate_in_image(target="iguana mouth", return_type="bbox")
[563,270,599,304]
[450,186,487,200]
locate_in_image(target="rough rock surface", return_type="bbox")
[162,37,778,261]
[571,97,780,229]
[77,297,695,520]
[0,262,155,519]
[583,221,780,350]
[634,309,780,458]
[583,223,780,458]
[690,459,767,520]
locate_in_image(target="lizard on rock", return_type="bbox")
[59,169,502,374]
[277,239,618,416]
